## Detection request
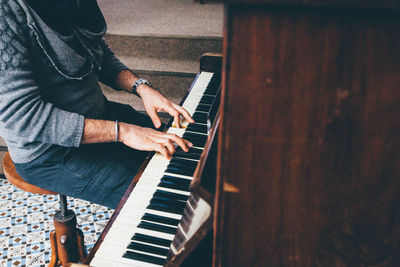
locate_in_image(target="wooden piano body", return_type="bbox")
[213,1,400,266]
[87,0,400,266]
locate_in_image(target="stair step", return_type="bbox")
[117,56,197,75]
[104,34,222,65]
[98,0,223,38]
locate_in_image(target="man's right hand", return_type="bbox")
[80,119,192,159]
[118,122,192,159]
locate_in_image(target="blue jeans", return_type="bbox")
[14,101,157,209]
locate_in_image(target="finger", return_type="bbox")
[166,106,181,128]
[155,144,170,159]
[167,134,190,152]
[173,104,194,123]
[163,139,176,156]
[184,139,193,148]
[147,108,162,129]
[174,113,181,128]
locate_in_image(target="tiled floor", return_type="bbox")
[0,175,113,267]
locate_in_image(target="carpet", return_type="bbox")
[0,175,113,267]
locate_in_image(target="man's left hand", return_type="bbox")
[137,84,194,128]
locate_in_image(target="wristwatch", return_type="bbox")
[132,78,152,95]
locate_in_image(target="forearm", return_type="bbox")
[115,69,139,94]
[81,118,116,144]
[115,69,154,97]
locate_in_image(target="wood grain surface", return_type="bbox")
[214,4,400,266]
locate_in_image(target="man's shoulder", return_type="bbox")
[0,0,31,71]
[0,0,27,23]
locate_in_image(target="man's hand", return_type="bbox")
[118,122,192,159]
[81,119,193,159]
[137,84,194,128]
[115,70,194,128]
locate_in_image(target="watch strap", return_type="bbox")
[132,78,152,95]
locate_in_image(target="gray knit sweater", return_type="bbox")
[0,0,129,163]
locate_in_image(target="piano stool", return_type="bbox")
[2,152,86,267]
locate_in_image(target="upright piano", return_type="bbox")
[87,0,400,266]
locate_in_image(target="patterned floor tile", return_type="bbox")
[0,176,114,267]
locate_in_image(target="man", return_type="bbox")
[0,0,194,209]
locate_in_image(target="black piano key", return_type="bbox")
[148,202,184,215]
[192,114,208,124]
[204,75,221,95]
[192,111,208,119]
[142,213,181,226]
[166,166,196,177]
[158,180,190,192]
[123,250,166,265]
[204,88,218,96]
[186,123,208,134]
[192,111,208,118]
[162,175,192,187]
[169,158,198,169]
[158,179,190,191]
[173,151,201,160]
[195,104,212,113]
[182,133,207,147]
[165,166,195,176]
[176,147,203,155]
[151,195,187,209]
[154,189,189,202]
[138,221,177,235]
[167,161,197,172]
[181,137,205,148]
[127,241,170,257]
[183,132,207,141]
[172,147,203,160]
[132,233,172,248]
[199,95,215,105]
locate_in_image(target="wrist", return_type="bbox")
[117,122,128,143]
[114,120,119,142]
[132,78,152,96]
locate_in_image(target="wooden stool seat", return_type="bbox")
[2,152,86,266]
[3,152,57,195]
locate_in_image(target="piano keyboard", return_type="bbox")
[90,71,220,267]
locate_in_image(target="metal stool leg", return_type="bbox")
[49,194,86,267]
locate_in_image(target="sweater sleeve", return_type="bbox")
[0,10,84,147]
[97,38,130,89]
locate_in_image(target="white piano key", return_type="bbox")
[125,247,167,260]
[135,227,176,241]
[131,239,170,249]
[153,186,191,196]
[91,257,139,267]
[162,172,194,180]
[141,209,183,221]
[120,202,183,221]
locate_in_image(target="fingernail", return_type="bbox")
[189,142,193,147]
